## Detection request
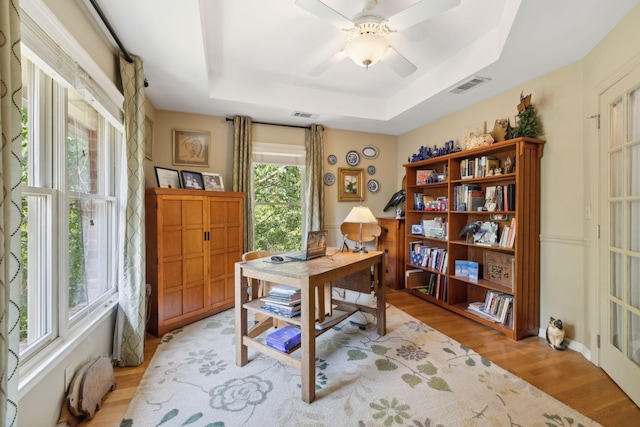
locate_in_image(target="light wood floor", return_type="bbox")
[84,289,640,426]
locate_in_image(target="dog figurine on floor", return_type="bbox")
[546,317,566,350]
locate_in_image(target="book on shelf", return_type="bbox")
[454,260,469,277]
[466,291,513,324]
[315,308,353,330]
[507,217,516,248]
[467,261,479,282]
[263,301,301,313]
[267,284,301,302]
[260,304,301,318]
[266,325,301,352]
[261,296,301,306]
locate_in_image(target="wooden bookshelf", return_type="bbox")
[403,137,545,340]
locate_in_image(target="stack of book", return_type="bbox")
[266,326,301,352]
[466,290,513,325]
[260,285,301,318]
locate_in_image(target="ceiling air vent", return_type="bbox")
[448,76,491,94]
[292,111,317,119]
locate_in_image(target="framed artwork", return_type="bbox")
[338,168,364,201]
[155,166,181,188]
[172,129,210,166]
[202,172,225,191]
[144,116,154,160]
[180,170,205,190]
[483,250,514,290]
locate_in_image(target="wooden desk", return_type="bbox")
[235,249,385,403]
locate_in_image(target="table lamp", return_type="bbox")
[343,205,378,253]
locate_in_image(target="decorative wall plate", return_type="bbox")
[324,172,335,185]
[346,150,360,166]
[367,179,380,193]
[362,146,379,159]
[367,165,376,175]
[327,154,337,165]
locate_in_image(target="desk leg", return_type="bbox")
[300,276,316,403]
[376,259,386,336]
[235,263,248,366]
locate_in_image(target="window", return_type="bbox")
[18,14,124,366]
[252,142,306,251]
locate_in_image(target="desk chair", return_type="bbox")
[340,222,382,252]
[242,251,273,299]
[336,222,382,311]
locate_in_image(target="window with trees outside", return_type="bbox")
[18,23,124,368]
[252,142,306,251]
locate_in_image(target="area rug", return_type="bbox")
[121,306,600,427]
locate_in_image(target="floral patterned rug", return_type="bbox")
[121,306,600,427]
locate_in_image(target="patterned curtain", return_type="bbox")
[0,0,23,424]
[305,124,324,232]
[232,116,252,252]
[113,53,146,367]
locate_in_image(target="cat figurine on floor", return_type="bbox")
[546,316,566,350]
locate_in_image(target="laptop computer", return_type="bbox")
[286,230,328,261]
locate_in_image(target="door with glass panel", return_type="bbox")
[599,66,640,406]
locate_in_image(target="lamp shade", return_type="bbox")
[345,33,389,68]
[343,206,378,224]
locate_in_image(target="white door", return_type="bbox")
[599,66,640,407]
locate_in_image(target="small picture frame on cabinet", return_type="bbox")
[180,170,205,190]
[202,172,225,191]
[155,166,181,188]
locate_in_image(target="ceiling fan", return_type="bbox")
[295,0,460,78]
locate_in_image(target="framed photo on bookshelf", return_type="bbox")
[483,250,514,289]
[410,223,424,235]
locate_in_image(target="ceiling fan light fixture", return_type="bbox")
[345,33,389,69]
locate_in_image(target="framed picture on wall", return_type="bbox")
[155,166,181,188]
[202,172,225,191]
[338,168,364,201]
[180,170,205,190]
[172,128,210,166]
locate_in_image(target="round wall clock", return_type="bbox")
[324,172,335,185]
[367,165,376,175]
[362,146,379,159]
[346,150,360,166]
[327,154,337,165]
[367,179,380,193]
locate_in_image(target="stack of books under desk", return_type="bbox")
[260,285,301,318]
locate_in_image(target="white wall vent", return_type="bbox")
[291,111,317,119]
[448,76,491,94]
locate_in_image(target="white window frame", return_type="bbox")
[17,0,125,397]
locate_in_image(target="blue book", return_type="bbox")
[454,260,469,277]
[266,326,301,352]
[468,261,479,282]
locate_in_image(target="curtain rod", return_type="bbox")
[225,117,312,130]
[89,0,132,63]
[88,0,149,87]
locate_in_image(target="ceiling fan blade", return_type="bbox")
[387,0,460,31]
[295,0,353,29]
[308,50,347,76]
[380,47,417,78]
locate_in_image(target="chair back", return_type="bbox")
[242,251,273,298]
[340,222,382,248]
